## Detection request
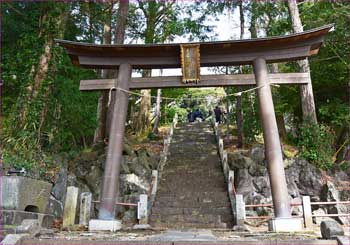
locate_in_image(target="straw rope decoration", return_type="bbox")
[107,83,280,107]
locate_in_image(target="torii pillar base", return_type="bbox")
[89,219,122,232]
[268,217,303,232]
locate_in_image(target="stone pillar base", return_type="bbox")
[268,217,303,232]
[89,219,122,232]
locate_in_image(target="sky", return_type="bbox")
[147,7,243,77]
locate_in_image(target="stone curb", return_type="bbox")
[1,233,30,245]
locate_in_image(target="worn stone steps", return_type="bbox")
[150,122,232,229]
[154,196,230,205]
[151,221,230,229]
[161,172,224,180]
[154,191,229,201]
[158,183,227,190]
[153,197,231,208]
[156,186,228,194]
[150,213,232,224]
[161,174,224,180]
[152,206,232,216]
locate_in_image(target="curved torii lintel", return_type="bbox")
[56,24,333,69]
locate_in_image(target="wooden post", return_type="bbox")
[99,63,132,220]
[253,57,291,218]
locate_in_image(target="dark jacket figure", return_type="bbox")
[187,111,194,122]
[194,109,204,121]
[214,106,222,123]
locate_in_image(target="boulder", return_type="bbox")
[51,155,68,201]
[15,219,40,234]
[249,145,265,164]
[321,181,350,226]
[320,220,344,239]
[312,208,334,225]
[252,176,270,198]
[129,157,148,177]
[285,158,323,197]
[228,152,255,170]
[290,197,303,216]
[122,209,137,224]
[235,169,254,200]
[120,174,150,195]
[47,195,64,219]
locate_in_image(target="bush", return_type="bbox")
[297,123,335,170]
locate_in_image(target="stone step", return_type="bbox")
[165,159,221,165]
[149,213,227,224]
[161,172,224,180]
[153,199,231,208]
[155,190,229,198]
[159,182,226,189]
[163,165,223,171]
[154,194,230,204]
[158,184,227,191]
[159,177,226,185]
[157,186,227,193]
[150,221,231,229]
[161,173,224,181]
[166,154,220,160]
[163,169,223,175]
[151,206,233,216]
[165,162,221,168]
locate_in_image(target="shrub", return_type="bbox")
[297,122,335,170]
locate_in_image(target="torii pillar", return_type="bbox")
[89,63,132,231]
[253,57,302,231]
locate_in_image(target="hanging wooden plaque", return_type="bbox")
[180,44,200,84]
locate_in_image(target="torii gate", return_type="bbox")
[56,24,332,231]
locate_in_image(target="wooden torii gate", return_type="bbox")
[56,24,332,231]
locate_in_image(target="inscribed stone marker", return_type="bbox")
[62,186,79,227]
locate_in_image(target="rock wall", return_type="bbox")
[228,145,350,225]
[48,139,159,225]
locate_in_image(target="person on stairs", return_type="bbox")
[194,108,204,122]
[214,106,223,123]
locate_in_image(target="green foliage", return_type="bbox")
[164,104,188,123]
[318,99,350,128]
[297,123,335,169]
[241,94,262,143]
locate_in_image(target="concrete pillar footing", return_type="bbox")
[89,219,122,232]
[268,217,303,232]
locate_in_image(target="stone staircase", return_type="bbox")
[150,122,233,229]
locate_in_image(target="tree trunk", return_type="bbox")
[152,88,162,134]
[135,70,152,133]
[287,0,317,124]
[94,2,113,145]
[236,1,245,148]
[115,0,129,44]
[133,2,157,134]
[104,0,129,139]
[19,5,67,128]
[20,38,53,125]
[249,1,258,39]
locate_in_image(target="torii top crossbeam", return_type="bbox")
[56,24,332,69]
